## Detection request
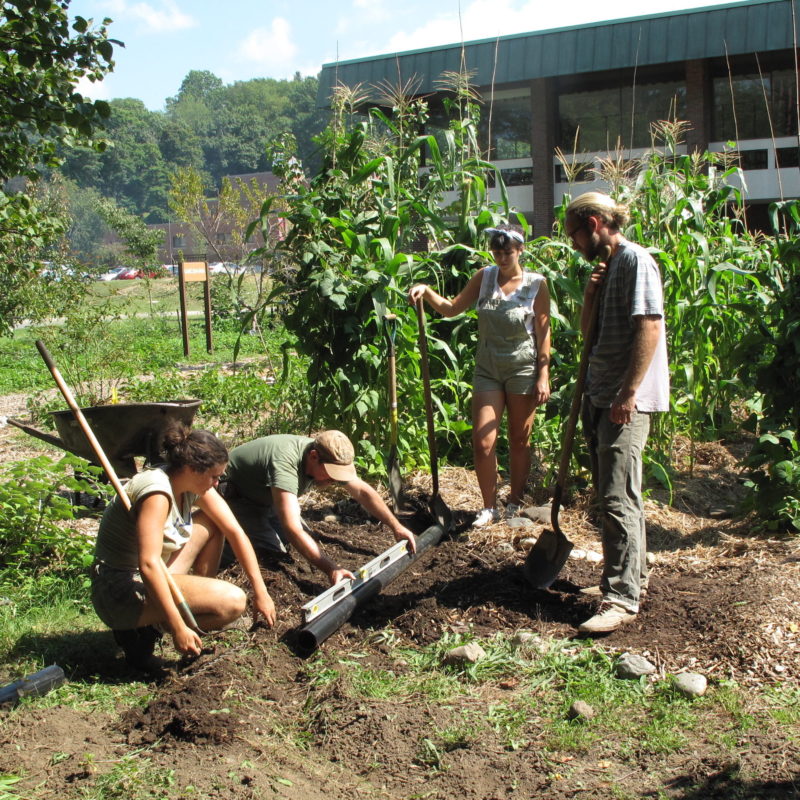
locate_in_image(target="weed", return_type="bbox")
[80,753,175,800]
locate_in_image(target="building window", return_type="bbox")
[500,166,533,186]
[478,92,532,159]
[558,80,686,152]
[776,146,800,168]
[713,69,797,141]
[172,235,185,248]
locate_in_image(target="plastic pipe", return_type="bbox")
[297,523,446,653]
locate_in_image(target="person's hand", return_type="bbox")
[328,566,355,586]
[172,623,202,656]
[610,389,636,424]
[586,262,608,295]
[533,376,550,407]
[408,284,427,305]
[253,593,276,628]
[392,525,417,554]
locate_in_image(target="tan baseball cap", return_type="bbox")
[314,430,357,482]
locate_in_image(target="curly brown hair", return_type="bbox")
[162,422,228,472]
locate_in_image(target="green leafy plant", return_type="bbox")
[0,455,109,573]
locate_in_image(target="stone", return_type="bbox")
[512,630,537,645]
[585,550,603,563]
[443,643,486,665]
[569,548,587,560]
[646,551,657,566]
[519,537,538,551]
[567,700,596,721]
[323,514,340,523]
[673,672,707,698]
[522,505,551,524]
[497,542,515,554]
[616,652,656,679]
[506,517,535,531]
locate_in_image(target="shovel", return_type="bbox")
[35,340,204,635]
[383,314,406,511]
[524,250,608,589]
[415,299,454,532]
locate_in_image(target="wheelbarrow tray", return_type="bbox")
[10,400,202,477]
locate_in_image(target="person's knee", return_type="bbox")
[217,583,247,622]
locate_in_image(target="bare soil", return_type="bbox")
[1,406,799,799]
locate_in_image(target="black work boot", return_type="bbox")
[112,626,164,672]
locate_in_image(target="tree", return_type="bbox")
[0,0,117,333]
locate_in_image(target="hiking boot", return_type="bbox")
[504,502,522,520]
[472,508,500,528]
[577,601,637,634]
[580,585,648,599]
[113,626,164,672]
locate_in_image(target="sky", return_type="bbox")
[69,0,744,111]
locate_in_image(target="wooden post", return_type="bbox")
[177,255,190,357]
[178,257,212,357]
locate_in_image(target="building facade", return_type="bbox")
[318,0,799,234]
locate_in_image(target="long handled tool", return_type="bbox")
[415,299,454,531]
[35,340,204,635]
[524,250,608,589]
[383,314,405,511]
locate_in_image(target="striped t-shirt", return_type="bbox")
[586,239,669,412]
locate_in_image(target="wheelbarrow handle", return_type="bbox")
[34,340,204,636]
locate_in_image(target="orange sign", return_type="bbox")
[182,261,207,282]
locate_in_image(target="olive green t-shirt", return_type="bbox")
[93,467,197,570]
[226,434,315,506]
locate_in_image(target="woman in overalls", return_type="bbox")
[408,225,551,526]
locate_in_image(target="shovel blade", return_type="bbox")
[523,528,573,589]
[387,447,405,511]
[430,493,453,532]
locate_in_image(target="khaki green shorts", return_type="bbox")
[473,359,537,395]
[91,561,148,629]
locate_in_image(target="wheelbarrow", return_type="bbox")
[8,400,202,478]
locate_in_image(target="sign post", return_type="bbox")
[177,256,213,357]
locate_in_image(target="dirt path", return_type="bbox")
[1,409,799,799]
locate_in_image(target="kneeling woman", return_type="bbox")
[91,423,276,669]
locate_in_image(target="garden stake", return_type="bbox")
[383,314,405,511]
[524,246,609,589]
[34,340,204,635]
[415,299,454,532]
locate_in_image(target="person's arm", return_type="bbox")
[343,478,417,553]
[136,493,202,655]
[271,486,354,585]
[532,280,551,406]
[408,268,485,317]
[195,488,276,627]
[610,315,662,424]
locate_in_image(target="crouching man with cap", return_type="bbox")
[222,431,416,585]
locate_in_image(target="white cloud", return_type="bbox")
[74,73,110,101]
[102,0,196,34]
[237,18,298,68]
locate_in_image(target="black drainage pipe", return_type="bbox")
[297,523,446,653]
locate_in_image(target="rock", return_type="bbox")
[567,700,596,721]
[519,537,538,551]
[506,517,535,531]
[616,652,656,679]
[673,672,707,698]
[512,630,537,645]
[585,550,603,563]
[708,506,733,519]
[323,514,340,523]
[645,551,657,566]
[443,643,486,666]
[497,542,515,554]
[569,548,587,560]
[522,505,551,524]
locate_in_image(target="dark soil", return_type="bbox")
[1,418,799,799]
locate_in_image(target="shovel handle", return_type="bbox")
[415,300,440,496]
[35,340,204,636]
[383,315,399,446]
[551,248,609,529]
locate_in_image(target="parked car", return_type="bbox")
[115,266,165,279]
[208,262,246,276]
[98,266,127,281]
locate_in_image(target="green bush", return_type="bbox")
[0,455,109,573]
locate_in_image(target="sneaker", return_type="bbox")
[505,503,522,520]
[113,626,164,672]
[577,601,637,634]
[580,585,648,598]
[472,508,500,528]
